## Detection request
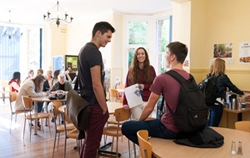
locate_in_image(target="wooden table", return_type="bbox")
[149,127,250,158]
[30,96,66,134]
[220,107,250,128]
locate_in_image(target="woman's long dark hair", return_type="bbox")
[9,72,21,85]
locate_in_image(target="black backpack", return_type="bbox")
[164,70,209,133]
[198,75,217,106]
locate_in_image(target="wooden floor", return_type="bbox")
[0,99,140,158]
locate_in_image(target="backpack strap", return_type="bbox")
[166,70,193,84]
[164,70,193,116]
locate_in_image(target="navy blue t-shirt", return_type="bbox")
[78,42,105,104]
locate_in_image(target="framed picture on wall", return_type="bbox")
[65,55,78,73]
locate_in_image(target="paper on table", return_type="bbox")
[124,84,143,108]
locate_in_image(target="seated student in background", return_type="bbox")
[49,73,72,123]
[122,41,190,144]
[15,74,49,128]
[50,73,73,94]
[23,70,34,83]
[9,71,21,92]
[207,58,244,127]
[43,70,53,91]
[123,47,156,119]
[52,70,60,86]
[36,68,45,114]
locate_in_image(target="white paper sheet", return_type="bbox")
[124,84,143,108]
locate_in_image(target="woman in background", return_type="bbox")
[23,70,34,83]
[8,71,21,92]
[123,47,156,119]
[52,70,61,86]
[15,74,49,128]
[207,58,244,126]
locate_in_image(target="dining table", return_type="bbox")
[29,96,66,135]
[149,127,250,158]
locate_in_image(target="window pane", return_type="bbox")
[28,29,40,70]
[129,22,148,45]
[0,26,20,80]
[156,17,171,74]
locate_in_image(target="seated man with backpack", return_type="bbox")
[122,41,209,145]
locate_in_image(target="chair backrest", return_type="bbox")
[9,92,18,112]
[52,102,63,116]
[22,96,33,109]
[137,130,152,158]
[110,89,118,99]
[235,121,250,132]
[62,107,72,124]
[114,107,131,122]
[9,92,17,103]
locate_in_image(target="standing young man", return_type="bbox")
[78,21,115,157]
[122,41,189,144]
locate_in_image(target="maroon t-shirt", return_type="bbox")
[150,69,189,133]
[123,65,156,106]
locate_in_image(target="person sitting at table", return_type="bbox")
[23,70,34,83]
[207,58,244,127]
[8,71,21,92]
[123,47,156,119]
[52,70,60,86]
[50,73,73,93]
[50,73,73,123]
[122,41,191,145]
[15,74,49,128]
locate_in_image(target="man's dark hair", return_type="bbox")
[167,41,188,63]
[92,21,115,38]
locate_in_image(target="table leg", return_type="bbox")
[238,113,242,121]
[34,102,38,135]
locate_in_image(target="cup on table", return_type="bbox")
[241,103,246,109]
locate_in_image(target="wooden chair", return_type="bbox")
[102,107,131,157]
[61,106,83,158]
[235,121,250,132]
[22,96,51,142]
[9,92,32,133]
[109,89,119,102]
[52,102,75,158]
[137,130,152,158]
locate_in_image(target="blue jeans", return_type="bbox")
[207,103,224,127]
[122,119,184,145]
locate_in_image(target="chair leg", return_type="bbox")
[111,136,114,151]
[57,133,60,150]
[10,114,13,133]
[52,133,57,158]
[128,140,131,158]
[116,136,119,158]
[133,143,136,158]
[64,137,67,158]
[23,118,26,140]
[29,120,32,142]
[48,118,51,138]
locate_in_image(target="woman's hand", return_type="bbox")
[139,84,144,90]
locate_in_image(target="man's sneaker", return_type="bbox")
[61,120,64,124]
[29,123,34,126]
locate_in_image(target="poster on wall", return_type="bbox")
[65,55,78,73]
[213,43,232,58]
[52,55,64,72]
[239,42,250,64]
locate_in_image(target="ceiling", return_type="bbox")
[0,0,172,26]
